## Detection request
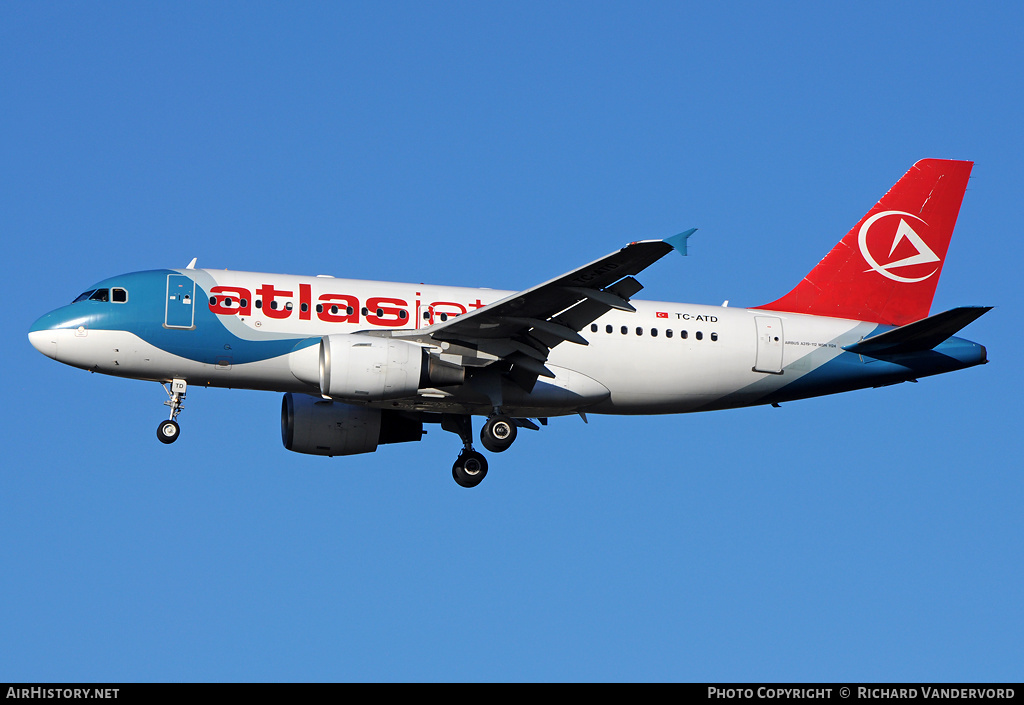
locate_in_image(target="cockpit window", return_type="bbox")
[73,290,96,303]
[89,289,110,302]
[112,288,128,303]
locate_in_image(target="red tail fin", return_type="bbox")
[755,159,973,326]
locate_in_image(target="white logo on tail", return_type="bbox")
[858,210,940,283]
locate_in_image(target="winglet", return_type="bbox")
[664,228,697,256]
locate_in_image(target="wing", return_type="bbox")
[393,231,694,391]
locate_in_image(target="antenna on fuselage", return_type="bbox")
[186,258,197,269]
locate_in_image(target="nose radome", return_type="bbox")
[28,329,58,360]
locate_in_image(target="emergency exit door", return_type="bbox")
[753,316,784,374]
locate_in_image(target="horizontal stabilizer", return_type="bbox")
[843,306,992,356]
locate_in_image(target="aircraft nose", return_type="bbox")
[28,314,59,360]
[28,329,58,360]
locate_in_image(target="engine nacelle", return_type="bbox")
[281,393,423,457]
[320,334,424,400]
[317,334,465,401]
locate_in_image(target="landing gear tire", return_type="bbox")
[452,450,488,488]
[158,379,187,445]
[480,415,517,453]
[157,419,180,444]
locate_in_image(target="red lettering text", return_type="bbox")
[366,297,409,327]
[209,286,252,316]
[428,300,467,324]
[299,283,311,321]
[317,293,359,323]
[257,284,293,320]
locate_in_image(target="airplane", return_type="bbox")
[28,159,990,487]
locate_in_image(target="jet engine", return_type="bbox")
[317,334,463,401]
[281,393,424,457]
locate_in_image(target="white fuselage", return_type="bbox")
[36,268,903,419]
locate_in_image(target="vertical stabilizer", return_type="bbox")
[755,159,973,326]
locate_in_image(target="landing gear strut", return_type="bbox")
[442,414,489,488]
[157,378,187,444]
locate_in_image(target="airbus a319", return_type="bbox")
[29,159,990,487]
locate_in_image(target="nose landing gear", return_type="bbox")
[157,378,187,444]
[157,419,180,443]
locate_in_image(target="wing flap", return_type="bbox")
[423,239,676,342]
[394,234,691,389]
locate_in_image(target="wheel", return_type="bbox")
[157,419,180,444]
[452,450,488,488]
[480,415,517,453]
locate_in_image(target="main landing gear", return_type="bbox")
[157,378,187,444]
[442,412,520,488]
[480,414,517,453]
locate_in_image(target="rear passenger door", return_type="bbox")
[753,316,784,374]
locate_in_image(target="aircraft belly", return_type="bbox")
[499,365,610,408]
[42,329,149,378]
[44,328,317,393]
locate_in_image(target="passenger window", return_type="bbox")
[606,324,612,334]
[316,304,324,313]
[696,331,703,340]
[621,326,628,335]
[89,289,109,302]
[635,327,643,336]
[651,328,658,337]
[301,303,308,312]
[681,330,688,339]
[112,288,128,303]
[666,329,673,339]
[711,332,718,341]
[399,310,408,320]
[591,324,598,333]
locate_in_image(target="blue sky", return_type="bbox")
[2,2,1021,682]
